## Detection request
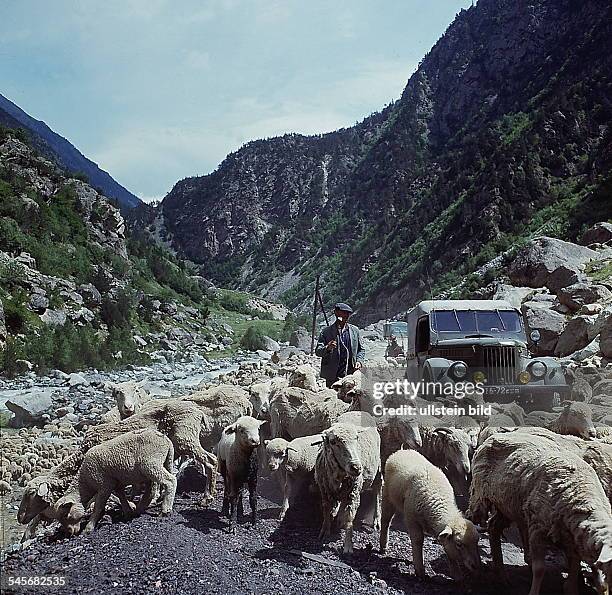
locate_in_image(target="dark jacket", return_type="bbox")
[315,322,365,383]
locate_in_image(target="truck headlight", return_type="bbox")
[450,362,467,380]
[529,361,547,378]
[473,371,487,384]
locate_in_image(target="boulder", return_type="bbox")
[557,283,612,312]
[289,327,311,352]
[492,284,536,309]
[522,302,567,355]
[567,338,601,364]
[78,283,102,307]
[5,389,53,427]
[40,309,67,327]
[68,373,88,387]
[262,336,280,352]
[581,222,612,246]
[555,315,598,357]
[508,237,597,291]
[601,313,612,359]
[28,293,49,312]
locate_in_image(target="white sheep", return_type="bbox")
[469,432,612,595]
[380,449,481,581]
[56,428,176,535]
[288,364,319,392]
[314,411,382,554]
[217,416,266,532]
[331,371,362,402]
[546,400,596,439]
[17,451,84,541]
[264,434,321,520]
[269,387,352,440]
[82,399,218,505]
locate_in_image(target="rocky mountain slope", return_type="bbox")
[0,94,141,209]
[146,0,611,322]
[0,129,292,378]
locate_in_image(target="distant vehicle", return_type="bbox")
[404,299,569,410]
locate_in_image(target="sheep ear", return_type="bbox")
[37,483,49,498]
[225,424,236,434]
[258,420,267,427]
[311,439,324,446]
[597,543,612,565]
[438,525,453,542]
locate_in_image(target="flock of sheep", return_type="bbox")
[13,355,612,595]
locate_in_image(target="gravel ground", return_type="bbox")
[1,475,584,595]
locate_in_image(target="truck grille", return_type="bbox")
[483,346,517,384]
[436,345,518,384]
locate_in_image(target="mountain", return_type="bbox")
[0,93,141,209]
[147,0,612,323]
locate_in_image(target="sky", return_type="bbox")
[0,0,470,202]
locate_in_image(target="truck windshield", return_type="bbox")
[431,310,522,333]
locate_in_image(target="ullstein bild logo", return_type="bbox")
[369,379,490,418]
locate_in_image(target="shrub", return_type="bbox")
[1,336,22,378]
[240,326,267,351]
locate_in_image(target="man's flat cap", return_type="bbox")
[334,302,353,313]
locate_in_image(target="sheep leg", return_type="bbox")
[279,473,290,521]
[342,497,360,555]
[318,496,334,541]
[488,512,507,579]
[248,468,258,526]
[408,525,426,580]
[379,498,395,555]
[237,487,245,519]
[174,426,217,506]
[159,470,177,516]
[562,550,581,595]
[84,489,112,533]
[219,461,229,517]
[227,492,238,534]
[136,483,155,515]
[372,471,383,531]
[21,514,41,542]
[527,535,547,595]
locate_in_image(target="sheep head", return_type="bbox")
[112,381,145,419]
[434,427,471,478]
[54,495,86,537]
[18,480,53,524]
[264,438,289,471]
[288,365,318,392]
[394,416,422,449]
[438,518,481,578]
[226,416,266,449]
[594,542,612,595]
[322,424,362,478]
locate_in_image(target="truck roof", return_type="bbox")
[410,299,516,316]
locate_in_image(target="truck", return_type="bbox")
[404,299,569,411]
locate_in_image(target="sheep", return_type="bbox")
[269,387,352,440]
[288,364,319,392]
[481,426,612,504]
[331,371,362,402]
[380,449,481,581]
[17,451,84,541]
[217,416,266,532]
[547,400,596,439]
[314,411,382,554]
[81,399,218,505]
[101,381,151,422]
[418,425,472,496]
[469,432,612,595]
[376,415,422,469]
[56,428,176,535]
[264,434,321,520]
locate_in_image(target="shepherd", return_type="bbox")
[315,302,365,388]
